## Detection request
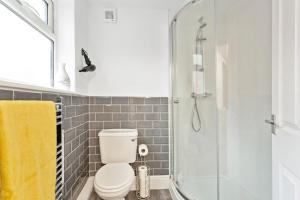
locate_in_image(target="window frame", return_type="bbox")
[0,0,55,86]
[0,0,54,40]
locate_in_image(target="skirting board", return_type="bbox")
[77,175,169,200]
[130,175,169,190]
[77,177,94,200]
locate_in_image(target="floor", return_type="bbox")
[126,190,172,200]
[91,190,172,200]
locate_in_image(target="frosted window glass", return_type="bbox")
[0,3,53,87]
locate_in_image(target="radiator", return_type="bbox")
[55,98,64,200]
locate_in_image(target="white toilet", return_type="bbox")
[94,129,138,200]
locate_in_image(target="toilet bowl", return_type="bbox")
[94,163,135,200]
[93,129,138,200]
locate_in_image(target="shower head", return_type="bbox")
[198,16,207,29]
[198,17,204,23]
[195,17,207,42]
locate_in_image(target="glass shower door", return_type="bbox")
[170,0,218,199]
[215,0,272,199]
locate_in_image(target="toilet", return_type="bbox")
[94,129,138,200]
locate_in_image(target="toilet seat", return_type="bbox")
[94,163,134,194]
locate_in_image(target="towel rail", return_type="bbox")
[55,97,64,200]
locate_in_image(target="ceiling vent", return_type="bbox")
[104,9,117,23]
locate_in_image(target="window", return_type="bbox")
[0,0,54,87]
[17,0,53,25]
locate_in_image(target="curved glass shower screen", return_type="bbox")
[170,0,272,200]
[170,0,218,199]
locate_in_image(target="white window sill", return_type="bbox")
[0,79,80,95]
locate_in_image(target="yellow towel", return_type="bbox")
[0,101,56,200]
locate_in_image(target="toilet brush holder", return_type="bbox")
[136,156,151,199]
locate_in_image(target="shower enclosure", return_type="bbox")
[169,0,272,199]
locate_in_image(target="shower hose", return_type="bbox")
[191,97,201,132]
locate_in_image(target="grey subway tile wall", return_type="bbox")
[0,89,170,198]
[88,96,169,176]
[14,91,42,100]
[0,89,89,200]
[62,95,89,199]
[0,90,13,100]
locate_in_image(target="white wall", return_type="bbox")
[55,0,76,91]
[87,0,189,20]
[56,0,188,96]
[86,1,170,96]
[74,0,89,95]
[55,0,90,94]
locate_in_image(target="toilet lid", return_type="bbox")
[95,163,134,190]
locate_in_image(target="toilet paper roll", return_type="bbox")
[138,166,150,198]
[138,144,148,157]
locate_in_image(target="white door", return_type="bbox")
[272,0,300,199]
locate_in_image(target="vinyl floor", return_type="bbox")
[126,190,172,200]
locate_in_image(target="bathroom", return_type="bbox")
[0,0,299,200]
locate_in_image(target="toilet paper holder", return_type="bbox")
[138,144,148,157]
[135,163,151,199]
[136,144,151,199]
